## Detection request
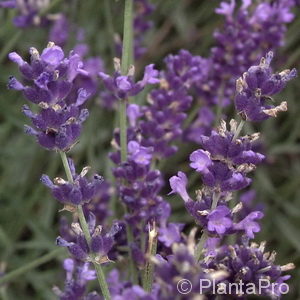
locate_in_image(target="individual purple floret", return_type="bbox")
[56,213,121,263]
[235,51,297,121]
[53,258,101,300]
[41,159,103,206]
[8,42,93,150]
[203,239,295,299]
[98,60,159,100]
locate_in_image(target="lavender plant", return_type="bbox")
[1,0,299,299]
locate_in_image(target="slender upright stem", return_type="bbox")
[119,100,128,162]
[59,151,111,300]
[121,0,134,75]
[0,248,64,285]
[118,0,138,283]
[119,0,134,163]
[143,227,158,292]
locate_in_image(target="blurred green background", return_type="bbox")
[0,0,300,299]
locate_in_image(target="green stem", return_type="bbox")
[0,248,64,285]
[59,151,111,300]
[125,222,138,283]
[121,0,134,74]
[119,100,128,162]
[119,0,138,283]
[142,229,158,292]
[119,0,134,162]
[59,151,73,182]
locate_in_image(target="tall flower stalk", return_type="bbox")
[59,151,111,300]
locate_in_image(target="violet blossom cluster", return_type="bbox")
[168,52,296,298]
[109,136,183,249]
[8,43,96,151]
[56,213,120,264]
[187,0,297,143]
[235,52,297,121]
[170,120,265,238]
[203,239,295,299]
[125,50,209,159]
[41,159,103,207]
[53,258,101,300]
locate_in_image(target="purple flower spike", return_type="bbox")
[8,43,95,151]
[41,163,103,206]
[235,52,297,121]
[169,171,190,202]
[54,259,99,299]
[204,240,295,299]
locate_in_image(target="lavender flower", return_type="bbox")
[187,0,297,143]
[8,43,93,150]
[203,239,295,299]
[53,258,101,300]
[189,120,264,192]
[56,213,121,263]
[235,51,297,121]
[153,242,227,299]
[111,140,166,228]
[41,159,103,206]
